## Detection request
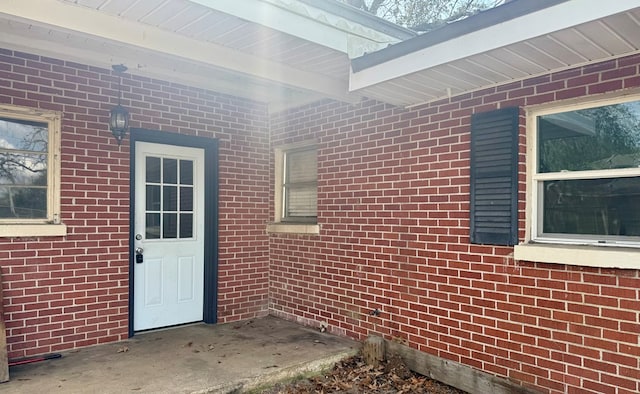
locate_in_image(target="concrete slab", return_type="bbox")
[1,316,359,393]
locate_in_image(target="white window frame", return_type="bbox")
[0,105,66,237]
[515,92,640,269]
[266,141,319,235]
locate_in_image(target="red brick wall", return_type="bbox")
[269,55,640,394]
[0,49,270,358]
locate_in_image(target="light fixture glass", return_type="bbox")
[109,64,129,146]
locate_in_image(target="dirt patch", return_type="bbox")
[257,353,467,393]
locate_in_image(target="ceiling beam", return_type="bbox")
[0,0,356,103]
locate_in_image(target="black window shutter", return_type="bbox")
[470,107,519,246]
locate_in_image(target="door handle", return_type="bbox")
[135,247,143,255]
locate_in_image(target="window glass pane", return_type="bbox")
[539,101,640,173]
[180,213,193,238]
[163,213,177,238]
[0,118,48,151]
[180,160,193,185]
[0,152,47,186]
[286,149,316,183]
[163,158,177,184]
[543,177,640,236]
[285,185,317,217]
[0,112,56,224]
[146,213,160,239]
[163,185,177,211]
[146,185,161,211]
[0,186,46,219]
[146,157,161,183]
[283,147,317,220]
[180,186,193,211]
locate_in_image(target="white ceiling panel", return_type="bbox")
[512,42,566,70]
[2,0,413,110]
[138,1,192,26]
[70,0,108,8]
[526,35,588,66]
[455,58,513,81]
[576,22,636,55]
[466,53,529,80]
[160,5,212,32]
[350,3,640,107]
[98,0,140,14]
[113,0,162,21]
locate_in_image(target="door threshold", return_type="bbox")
[134,320,206,335]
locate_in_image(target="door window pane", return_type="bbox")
[163,185,177,211]
[180,187,193,211]
[146,185,161,211]
[163,159,177,184]
[146,213,160,239]
[163,213,177,238]
[146,157,161,183]
[180,160,193,185]
[180,213,193,238]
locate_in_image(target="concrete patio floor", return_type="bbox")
[1,316,360,393]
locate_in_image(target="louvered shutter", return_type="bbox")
[470,107,519,245]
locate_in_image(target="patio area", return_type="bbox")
[2,316,359,393]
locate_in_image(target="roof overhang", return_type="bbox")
[350,0,640,107]
[0,0,413,112]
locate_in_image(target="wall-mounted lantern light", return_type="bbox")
[109,64,129,146]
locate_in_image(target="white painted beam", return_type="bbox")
[350,0,640,91]
[0,0,354,102]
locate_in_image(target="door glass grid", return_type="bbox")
[145,156,194,239]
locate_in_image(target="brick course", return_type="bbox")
[0,49,270,358]
[269,54,640,394]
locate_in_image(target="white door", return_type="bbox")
[133,142,205,331]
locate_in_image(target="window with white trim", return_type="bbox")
[0,105,65,237]
[529,96,640,247]
[267,142,318,234]
[281,146,317,222]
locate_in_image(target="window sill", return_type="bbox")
[514,242,640,269]
[0,223,68,238]
[266,223,320,235]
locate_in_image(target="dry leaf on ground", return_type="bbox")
[259,353,467,394]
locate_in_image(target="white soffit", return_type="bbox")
[189,0,405,57]
[1,0,403,110]
[350,0,640,107]
[0,0,346,98]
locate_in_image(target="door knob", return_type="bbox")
[135,247,143,255]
